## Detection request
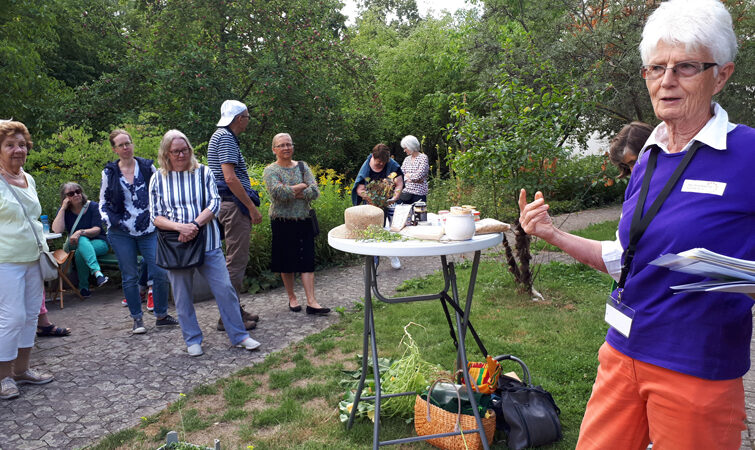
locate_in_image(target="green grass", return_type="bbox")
[532,219,619,252]
[91,221,615,449]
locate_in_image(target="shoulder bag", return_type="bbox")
[297,161,319,236]
[0,174,59,281]
[155,167,207,270]
[62,200,90,252]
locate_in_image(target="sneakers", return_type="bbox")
[0,377,19,400]
[390,256,402,269]
[80,288,92,298]
[155,314,179,327]
[132,318,146,334]
[121,298,128,307]
[146,287,154,311]
[236,337,261,351]
[187,344,203,357]
[95,274,109,287]
[13,369,54,385]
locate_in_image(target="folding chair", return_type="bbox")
[49,249,85,308]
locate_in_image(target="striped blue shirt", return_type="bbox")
[148,164,222,251]
[206,127,253,192]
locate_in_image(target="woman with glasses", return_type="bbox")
[99,129,177,334]
[263,133,329,315]
[399,135,429,204]
[519,1,754,448]
[149,130,261,356]
[51,182,109,297]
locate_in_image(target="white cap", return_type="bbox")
[216,100,248,127]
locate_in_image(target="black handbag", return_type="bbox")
[155,227,205,269]
[492,355,562,450]
[297,161,319,236]
[155,167,207,270]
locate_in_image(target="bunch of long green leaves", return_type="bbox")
[339,323,444,422]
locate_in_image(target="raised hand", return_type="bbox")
[518,189,555,240]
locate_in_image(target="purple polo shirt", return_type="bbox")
[609,124,755,380]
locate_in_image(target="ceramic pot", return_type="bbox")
[445,213,475,240]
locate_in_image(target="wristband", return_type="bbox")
[191,220,201,229]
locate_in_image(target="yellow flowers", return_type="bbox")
[249,177,261,187]
[388,172,397,180]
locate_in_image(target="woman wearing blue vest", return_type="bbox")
[519,1,754,448]
[99,129,178,335]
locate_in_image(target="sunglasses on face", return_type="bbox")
[65,189,82,197]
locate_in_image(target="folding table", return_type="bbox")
[328,231,503,449]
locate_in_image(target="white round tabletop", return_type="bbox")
[327,229,502,257]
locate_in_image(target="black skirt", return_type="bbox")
[270,218,315,273]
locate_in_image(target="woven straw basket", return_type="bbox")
[414,380,496,450]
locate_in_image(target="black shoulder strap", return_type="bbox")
[618,142,702,291]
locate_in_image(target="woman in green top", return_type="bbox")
[262,133,329,315]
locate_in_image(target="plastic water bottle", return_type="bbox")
[40,215,50,233]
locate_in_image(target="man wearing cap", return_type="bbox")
[207,100,263,331]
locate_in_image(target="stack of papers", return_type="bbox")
[649,248,755,293]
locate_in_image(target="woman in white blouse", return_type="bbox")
[149,130,260,357]
[399,135,429,204]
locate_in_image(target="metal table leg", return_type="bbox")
[347,251,490,450]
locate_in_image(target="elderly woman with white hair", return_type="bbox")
[149,130,261,356]
[398,135,429,204]
[519,0,754,448]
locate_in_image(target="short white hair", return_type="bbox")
[640,0,737,66]
[400,135,421,153]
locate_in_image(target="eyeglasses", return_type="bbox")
[169,148,190,156]
[274,143,294,149]
[640,61,717,80]
[239,114,251,120]
[65,189,82,197]
[115,141,133,149]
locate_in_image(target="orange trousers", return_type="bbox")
[576,342,746,450]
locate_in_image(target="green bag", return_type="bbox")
[420,381,494,416]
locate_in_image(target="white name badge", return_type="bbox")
[605,297,635,338]
[681,179,726,196]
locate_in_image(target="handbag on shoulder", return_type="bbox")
[0,174,59,281]
[155,167,207,270]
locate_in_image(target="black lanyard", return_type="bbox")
[617,142,702,295]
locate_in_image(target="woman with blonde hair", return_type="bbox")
[149,130,261,356]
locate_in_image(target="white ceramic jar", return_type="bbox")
[444,212,475,240]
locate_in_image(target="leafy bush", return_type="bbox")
[25,123,163,218]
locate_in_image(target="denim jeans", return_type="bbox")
[107,228,170,320]
[166,248,249,347]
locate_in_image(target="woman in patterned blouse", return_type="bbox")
[399,135,429,203]
[262,133,329,315]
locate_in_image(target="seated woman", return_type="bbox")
[51,182,109,297]
[351,144,404,269]
[149,129,260,357]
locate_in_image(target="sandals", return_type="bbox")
[36,324,71,337]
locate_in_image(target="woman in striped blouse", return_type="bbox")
[149,130,261,357]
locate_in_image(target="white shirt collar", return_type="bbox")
[639,103,736,158]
